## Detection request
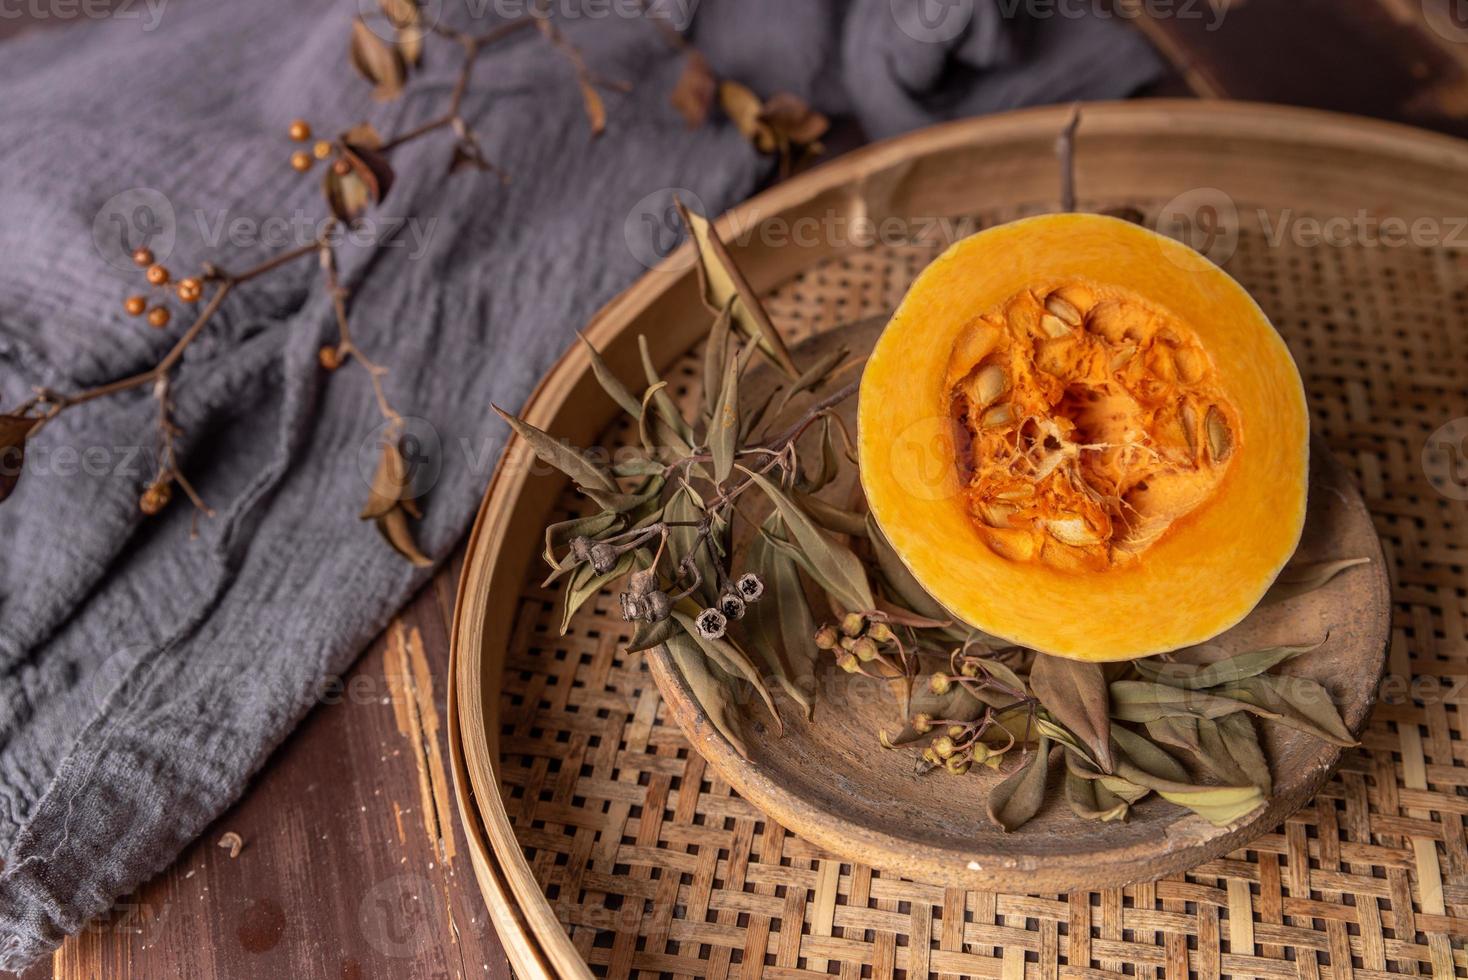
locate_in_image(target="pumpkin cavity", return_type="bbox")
[945,280,1240,571]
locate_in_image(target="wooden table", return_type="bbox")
[16,2,1468,976]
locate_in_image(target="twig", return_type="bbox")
[1057,103,1081,214]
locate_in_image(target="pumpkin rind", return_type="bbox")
[858,213,1309,662]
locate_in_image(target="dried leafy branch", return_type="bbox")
[0,0,822,563]
[503,114,1372,832]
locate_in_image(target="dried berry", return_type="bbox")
[131,247,154,268]
[124,296,147,317]
[139,481,172,515]
[288,119,312,142]
[145,264,170,286]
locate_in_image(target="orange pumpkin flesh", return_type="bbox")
[859,213,1309,662]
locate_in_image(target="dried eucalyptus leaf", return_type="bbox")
[666,629,749,759]
[1110,723,1190,784]
[798,417,840,494]
[495,406,619,493]
[1109,681,1253,723]
[343,141,395,205]
[666,485,718,605]
[709,350,740,485]
[702,300,733,424]
[986,737,1053,833]
[626,616,679,655]
[775,347,849,415]
[542,512,620,568]
[560,549,638,634]
[1115,759,1265,826]
[1144,715,1202,755]
[323,166,372,223]
[1196,714,1271,794]
[743,530,817,718]
[793,491,866,537]
[670,49,716,128]
[718,79,776,152]
[1263,558,1370,604]
[865,515,957,627]
[739,466,873,612]
[580,475,664,515]
[360,439,411,519]
[349,17,406,100]
[374,508,432,568]
[672,609,781,730]
[0,414,37,503]
[579,333,642,418]
[1135,641,1323,690]
[638,335,694,444]
[1065,765,1129,823]
[1030,653,1113,773]
[676,200,799,379]
[577,78,607,136]
[738,383,780,444]
[1212,674,1357,746]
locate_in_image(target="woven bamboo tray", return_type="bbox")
[450,101,1468,978]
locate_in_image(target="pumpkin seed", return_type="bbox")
[973,363,1007,407]
[1206,406,1233,461]
[1045,515,1100,547]
[1109,344,1137,371]
[1044,293,1083,327]
[1180,403,1199,458]
[982,403,1013,428]
[1040,314,1072,338]
[1172,346,1206,383]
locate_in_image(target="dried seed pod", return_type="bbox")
[933,735,956,759]
[695,607,727,640]
[929,673,952,695]
[718,591,746,621]
[840,612,866,637]
[588,542,617,573]
[867,622,894,643]
[735,572,764,602]
[813,625,839,650]
[912,713,934,734]
[644,591,672,623]
[851,637,879,662]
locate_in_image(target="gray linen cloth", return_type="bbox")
[0,0,1159,966]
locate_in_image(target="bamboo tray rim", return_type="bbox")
[447,98,1468,978]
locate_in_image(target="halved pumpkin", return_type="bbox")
[859,213,1308,661]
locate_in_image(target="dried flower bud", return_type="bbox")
[569,536,593,562]
[947,725,966,738]
[837,652,859,673]
[619,591,647,622]
[628,568,658,597]
[318,346,341,371]
[960,661,980,678]
[644,591,672,623]
[735,572,764,602]
[589,542,618,574]
[695,607,727,640]
[840,612,866,638]
[932,735,956,759]
[813,625,839,650]
[945,755,971,776]
[867,622,894,643]
[928,673,952,695]
[970,743,991,765]
[718,591,746,621]
[852,636,879,662]
[139,481,172,516]
[921,747,939,766]
[912,713,933,734]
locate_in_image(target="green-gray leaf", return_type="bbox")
[740,466,873,613]
[666,629,749,759]
[709,348,740,485]
[1109,681,1254,723]
[496,407,618,493]
[1212,674,1357,746]
[579,333,642,418]
[744,528,819,718]
[1263,558,1370,604]
[1135,641,1323,690]
[986,736,1053,832]
[1111,723,1190,784]
[1031,654,1113,773]
[672,609,781,730]
[560,549,639,634]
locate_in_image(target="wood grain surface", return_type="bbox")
[9,0,1468,976]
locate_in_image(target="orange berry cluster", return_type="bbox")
[287,118,333,173]
[122,247,203,329]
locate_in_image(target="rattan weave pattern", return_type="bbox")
[495,206,1468,979]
